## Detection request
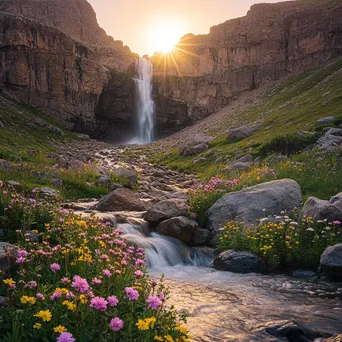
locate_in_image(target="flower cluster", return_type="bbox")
[0,207,190,341]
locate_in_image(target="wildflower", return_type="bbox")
[109,317,124,332]
[50,291,62,301]
[155,336,163,341]
[20,296,36,305]
[134,270,144,277]
[146,317,156,328]
[125,287,139,301]
[62,300,77,311]
[3,278,15,286]
[33,323,42,329]
[50,263,61,273]
[71,275,89,293]
[136,319,149,330]
[107,296,119,307]
[17,250,29,257]
[34,310,52,321]
[146,295,162,310]
[333,220,341,225]
[136,259,144,266]
[16,256,26,264]
[61,277,71,284]
[26,281,37,289]
[79,294,88,304]
[90,296,108,311]
[36,293,45,301]
[57,332,75,342]
[164,335,175,342]
[92,277,102,285]
[102,269,112,277]
[54,326,67,333]
[306,228,314,232]
[158,292,165,300]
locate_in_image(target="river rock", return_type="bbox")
[315,128,342,152]
[191,228,210,246]
[33,187,61,199]
[179,134,213,156]
[0,242,17,271]
[324,335,342,342]
[112,167,138,187]
[96,188,146,212]
[206,179,302,232]
[300,192,342,223]
[213,250,263,273]
[69,158,86,171]
[155,216,198,244]
[74,211,117,227]
[319,243,342,281]
[143,199,190,225]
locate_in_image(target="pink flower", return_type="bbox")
[50,263,61,272]
[25,281,37,289]
[90,296,108,311]
[92,277,102,285]
[121,260,127,266]
[333,220,341,225]
[61,277,71,284]
[107,296,119,307]
[50,291,62,301]
[146,295,162,310]
[102,269,112,278]
[66,291,76,300]
[135,259,144,266]
[71,276,89,293]
[125,287,139,301]
[57,332,75,342]
[134,270,144,277]
[16,256,26,264]
[17,250,29,257]
[101,254,109,260]
[36,293,45,301]
[158,292,165,300]
[109,317,124,331]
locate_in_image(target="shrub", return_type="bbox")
[259,133,320,156]
[0,211,190,342]
[217,215,342,270]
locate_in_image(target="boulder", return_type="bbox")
[225,161,252,171]
[69,159,86,171]
[155,216,198,244]
[191,228,210,246]
[316,116,335,125]
[227,124,259,141]
[95,176,111,187]
[300,192,342,223]
[143,199,189,225]
[179,134,213,156]
[206,179,302,232]
[325,335,342,342]
[236,154,254,163]
[33,187,61,199]
[96,188,146,212]
[315,128,342,152]
[0,242,17,271]
[112,167,138,187]
[213,250,263,273]
[319,243,342,281]
[74,211,117,227]
[6,180,21,188]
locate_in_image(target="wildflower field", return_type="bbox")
[0,184,190,342]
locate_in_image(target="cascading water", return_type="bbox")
[133,57,155,143]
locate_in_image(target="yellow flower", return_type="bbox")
[76,220,87,229]
[79,294,88,304]
[154,336,163,341]
[21,296,36,305]
[136,319,150,331]
[176,322,188,335]
[34,310,52,322]
[55,288,69,295]
[164,335,175,342]
[33,323,42,329]
[3,278,15,286]
[54,325,67,333]
[145,316,156,328]
[63,300,77,311]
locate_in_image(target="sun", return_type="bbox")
[149,19,184,54]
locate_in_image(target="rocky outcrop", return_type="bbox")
[152,0,342,123]
[319,243,342,281]
[206,179,302,232]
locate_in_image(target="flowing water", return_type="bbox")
[120,220,342,341]
[132,57,155,143]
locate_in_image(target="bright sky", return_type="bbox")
[88,0,289,56]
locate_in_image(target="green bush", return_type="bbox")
[259,133,320,156]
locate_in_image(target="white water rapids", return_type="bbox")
[132,57,155,144]
[119,219,342,341]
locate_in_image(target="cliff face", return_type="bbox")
[152,0,342,122]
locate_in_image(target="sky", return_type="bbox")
[88,0,289,56]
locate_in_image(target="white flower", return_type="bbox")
[324,227,331,231]
[306,228,314,232]
[290,222,299,226]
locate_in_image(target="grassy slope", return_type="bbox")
[153,58,342,176]
[0,96,108,200]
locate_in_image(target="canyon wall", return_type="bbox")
[152,0,342,122]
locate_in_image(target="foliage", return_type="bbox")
[0,202,190,341]
[217,215,342,270]
[258,133,320,157]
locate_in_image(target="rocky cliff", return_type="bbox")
[152,0,342,122]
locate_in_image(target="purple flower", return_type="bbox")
[125,287,139,301]
[107,296,119,307]
[134,270,144,278]
[109,317,124,332]
[333,220,341,225]
[16,256,26,264]
[36,293,45,301]
[50,263,61,273]
[17,250,29,257]
[50,291,62,301]
[102,269,112,278]
[146,295,162,310]
[135,259,144,266]
[90,296,108,311]
[158,292,165,300]
[57,332,75,342]
[71,276,89,293]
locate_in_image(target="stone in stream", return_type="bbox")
[155,216,198,245]
[73,211,118,228]
[324,335,342,342]
[319,243,342,281]
[300,192,342,224]
[213,250,263,273]
[206,179,302,232]
[191,228,210,246]
[96,188,146,212]
[143,199,190,225]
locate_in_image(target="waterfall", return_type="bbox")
[133,57,155,143]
